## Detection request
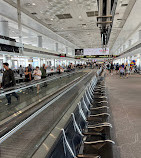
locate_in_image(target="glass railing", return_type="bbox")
[0,69,97,158]
[0,70,86,122]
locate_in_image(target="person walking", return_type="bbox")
[28,64,32,72]
[115,63,119,74]
[119,65,125,78]
[33,66,42,93]
[19,65,24,77]
[24,67,32,82]
[125,64,130,78]
[57,65,62,74]
[1,63,19,105]
[40,64,47,79]
[110,63,114,75]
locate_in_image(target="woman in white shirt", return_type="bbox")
[33,66,42,93]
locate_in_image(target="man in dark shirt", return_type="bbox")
[1,63,19,105]
[40,64,47,79]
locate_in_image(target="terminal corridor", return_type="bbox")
[106,74,141,158]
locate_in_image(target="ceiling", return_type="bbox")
[8,0,101,48]
[108,0,137,54]
[1,0,139,53]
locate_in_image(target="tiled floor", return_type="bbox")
[106,73,141,158]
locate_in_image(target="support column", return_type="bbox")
[3,55,12,68]
[3,55,8,63]
[0,17,9,36]
[17,0,23,54]
[139,30,141,40]
[55,43,58,52]
[17,0,22,43]
[98,0,103,29]
[129,40,132,47]
[38,36,42,48]
[123,45,125,51]
[66,47,68,55]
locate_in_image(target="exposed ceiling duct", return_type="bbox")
[97,0,118,48]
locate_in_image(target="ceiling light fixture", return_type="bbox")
[32,3,36,6]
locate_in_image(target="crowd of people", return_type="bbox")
[0,62,88,105]
[106,62,138,78]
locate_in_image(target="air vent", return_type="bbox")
[56,14,72,19]
[86,11,98,17]
[25,3,32,6]
[67,27,73,29]
[31,12,37,15]
[121,4,128,6]
[25,3,36,7]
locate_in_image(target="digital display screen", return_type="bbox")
[84,48,109,55]
[75,49,84,55]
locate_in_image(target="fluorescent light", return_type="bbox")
[32,3,36,6]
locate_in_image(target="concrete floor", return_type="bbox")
[106,73,141,158]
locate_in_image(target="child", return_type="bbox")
[119,66,125,78]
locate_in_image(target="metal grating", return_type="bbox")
[56,14,72,19]
[86,11,98,17]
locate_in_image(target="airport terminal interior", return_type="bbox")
[0,0,141,158]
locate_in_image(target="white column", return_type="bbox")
[139,30,141,40]
[123,45,125,51]
[3,55,7,63]
[38,36,42,48]
[129,40,132,47]
[55,43,58,52]
[17,0,22,44]
[0,18,9,36]
[66,47,68,55]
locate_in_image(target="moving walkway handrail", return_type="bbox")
[0,70,81,97]
[0,70,92,144]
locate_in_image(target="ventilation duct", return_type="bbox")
[97,0,117,47]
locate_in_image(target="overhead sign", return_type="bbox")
[84,48,109,55]
[75,49,84,55]
[75,55,119,59]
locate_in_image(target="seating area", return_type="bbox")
[48,71,115,158]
